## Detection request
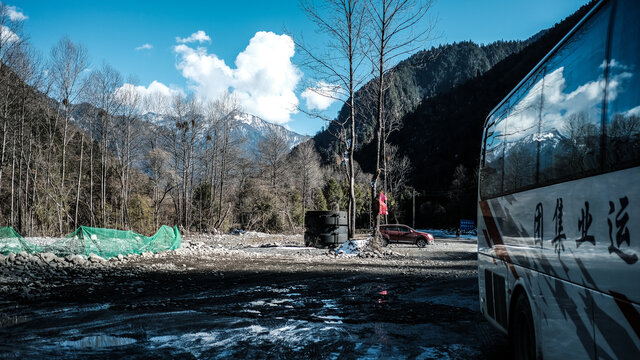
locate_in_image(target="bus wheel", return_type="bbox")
[511,292,536,360]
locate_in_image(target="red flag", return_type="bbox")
[379,192,388,215]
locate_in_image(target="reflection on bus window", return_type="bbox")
[503,68,545,193]
[607,0,640,169]
[481,107,509,199]
[538,3,610,184]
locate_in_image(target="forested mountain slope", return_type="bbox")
[313,40,529,161]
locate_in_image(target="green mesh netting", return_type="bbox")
[0,227,43,255]
[0,226,181,259]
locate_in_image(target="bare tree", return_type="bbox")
[49,37,88,196]
[256,128,291,230]
[113,77,143,228]
[257,128,289,192]
[290,140,323,215]
[84,63,122,226]
[298,0,368,239]
[202,93,244,229]
[145,147,173,229]
[385,144,411,222]
[0,4,27,222]
[367,0,434,243]
[167,95,202,228]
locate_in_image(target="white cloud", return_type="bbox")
[135,43,153,51]
[0,25,19,43]
[176,30,211,44]
[174,31,301,124]
[302,82,338,110]
[115,81,185,113]
[5,5,27,21]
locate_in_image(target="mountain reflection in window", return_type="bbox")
[503,67,544,193]
[537,3,610,184]
[480,0,640,199]
[607,0,640,170]
[481,2,614,198]
[481,108,508,199]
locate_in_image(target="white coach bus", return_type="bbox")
[477,0,640,358]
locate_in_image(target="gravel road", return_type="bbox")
[0,233,509,359]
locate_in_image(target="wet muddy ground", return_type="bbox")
[0,237,509,359]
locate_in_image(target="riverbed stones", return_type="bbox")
[89,253,107,263]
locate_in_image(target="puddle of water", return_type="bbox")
[401,287,478,311]
[416,344,480,360]
[312,314,344,324]
[248,298,294,308]
[145,319,338,357]
[0,278,493,359]
[426,294,478,311]
[149,335,178,343]
[1,307,490,359]
[61,335,136,349]
[321,299,339,310]
[242,309,261,315]
[35,303,112,317]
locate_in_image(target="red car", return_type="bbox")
[379,224,434,247]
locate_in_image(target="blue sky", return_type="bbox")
[9,0,588,135]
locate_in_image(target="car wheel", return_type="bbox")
[382,237,389,247]
[510,291,537,360]
[416,238,427,248]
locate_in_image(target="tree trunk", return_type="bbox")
[89,116,94,226]
[75,135,84,226]
[0,116,7,205]
[10,136,16,227]
[348,7,357,240]
[371,38,386,240]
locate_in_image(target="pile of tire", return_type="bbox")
[304,211,348,248]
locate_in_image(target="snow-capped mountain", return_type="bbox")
[232,113,309,150]
[73,103,309,154]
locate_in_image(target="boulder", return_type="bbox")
[41,252,60,264]
[88,253,107,263]
[67,254,86,266]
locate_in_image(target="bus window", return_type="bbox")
[481,102,511,199]
[606,0,640,169]
[538,3,611,184]
[503,67,545,193]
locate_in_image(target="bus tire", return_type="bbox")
[510,291,537,360]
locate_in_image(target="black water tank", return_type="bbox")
[304,211,348,247]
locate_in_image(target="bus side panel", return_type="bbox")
[478,252,510,334]
[480,198,600,358]
[592,291,640,358]
[484,167,640,305]
[525,265,596,359]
